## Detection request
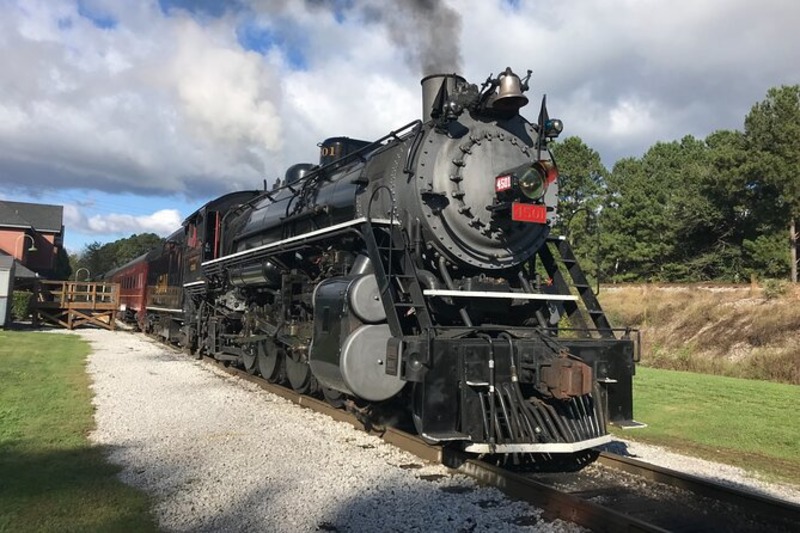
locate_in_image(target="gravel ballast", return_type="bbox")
[79,328,800,531]
[83,329,580,532]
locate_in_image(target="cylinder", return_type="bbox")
[228,261,281,287]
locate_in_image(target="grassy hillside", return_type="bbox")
[617,366,800,484]
[599,283,800,384]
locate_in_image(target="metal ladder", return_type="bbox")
[538,236,614,338]
[362,220,432,338]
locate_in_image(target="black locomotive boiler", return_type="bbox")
[132,67,640,457]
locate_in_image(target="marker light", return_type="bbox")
[545,119,564,138]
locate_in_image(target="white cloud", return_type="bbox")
[1,0,800,200]
[0,1,283,196]
[169,18,282,153]
[608,98,657,138]
[456,0,800,164]
[64,204,182,236]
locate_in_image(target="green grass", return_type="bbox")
[613,366,800,485]
[0,331,158,533]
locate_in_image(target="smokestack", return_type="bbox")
[420,73,465,122]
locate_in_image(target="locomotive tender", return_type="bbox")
[116,67,639,457]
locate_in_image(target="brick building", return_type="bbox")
[0,200,65,279]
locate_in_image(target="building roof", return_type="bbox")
[0,251,38,278]
[0,200,63,232]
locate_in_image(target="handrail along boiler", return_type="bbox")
[133,67,640,458]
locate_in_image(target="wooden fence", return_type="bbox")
[31,281,120,331]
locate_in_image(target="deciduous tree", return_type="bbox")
[744,85,800,282]
[551,137,608,275]
[73,233,164,279]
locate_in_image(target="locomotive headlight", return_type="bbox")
[496,161,557,202]
[517,166,547,200]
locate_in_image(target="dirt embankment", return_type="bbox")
[599,283,800,384]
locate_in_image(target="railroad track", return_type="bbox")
[595,453,800,529]
[200,354,799,533]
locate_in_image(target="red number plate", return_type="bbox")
[511,202,547,223]
[495,175,512,192]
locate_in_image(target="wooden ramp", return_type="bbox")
[32,281,120,331]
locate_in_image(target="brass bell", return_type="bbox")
[494,67,528,111]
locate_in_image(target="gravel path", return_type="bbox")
[82,329,580,533]
[78,328,800,531]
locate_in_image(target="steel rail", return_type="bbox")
[442,452,669,533]
[597,452,800,525]
[138,341,799,532]
[199,356,668,532]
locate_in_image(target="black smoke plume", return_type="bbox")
[307,0,463,75]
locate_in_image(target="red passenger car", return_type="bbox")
[105,252,151,330]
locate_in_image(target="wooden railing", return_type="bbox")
[32,281,120,330]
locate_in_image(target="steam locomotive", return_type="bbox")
[107,67,639,457]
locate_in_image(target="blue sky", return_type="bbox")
[1,0,798,254]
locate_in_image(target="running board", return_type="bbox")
[423,289,578,300]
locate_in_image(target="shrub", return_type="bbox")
[762,278,788,300]
[12,290,32,321]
